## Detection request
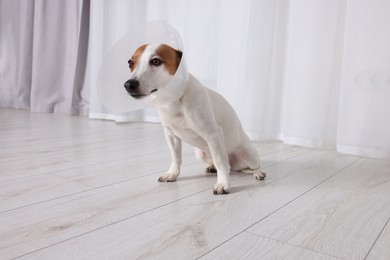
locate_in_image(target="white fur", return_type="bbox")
[129,44,266,194]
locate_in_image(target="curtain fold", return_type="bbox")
[0,0,33,109]
[279,0,346,148]
[0,0,89,115]
[1,0,389,158]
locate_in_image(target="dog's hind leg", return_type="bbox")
[241,167,266,180]
[195,148,217,173]
[237,145,266,180]
[205,164,217,173]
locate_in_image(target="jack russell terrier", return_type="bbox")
[124,44,266,194]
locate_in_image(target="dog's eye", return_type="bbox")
[150,58,163,67]
[128,60,134,68]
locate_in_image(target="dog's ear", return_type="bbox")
[175,49,183,63]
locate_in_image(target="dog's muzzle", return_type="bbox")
[124,79,144,98]
[124,79,158,99]
[124,79,139,92]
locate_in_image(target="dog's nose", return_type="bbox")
[124,79,139,92]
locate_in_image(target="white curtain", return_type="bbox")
[1,0,389,158]
[0,0,89,115]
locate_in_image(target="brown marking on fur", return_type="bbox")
[130,44,148,72]
[155,44,182,75]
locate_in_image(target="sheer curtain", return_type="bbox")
[337,0,390,158]
[0,0,90,115]
[1,0,389,158]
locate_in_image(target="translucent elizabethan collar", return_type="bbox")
[97,21,189,112]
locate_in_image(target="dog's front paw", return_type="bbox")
[253,169,266,180]
[158,173,178,182]
[213,182,230,195]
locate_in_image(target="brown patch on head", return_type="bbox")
[155,44,182,75]
[129,44,148,72]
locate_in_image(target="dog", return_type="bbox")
[124,44,266,194]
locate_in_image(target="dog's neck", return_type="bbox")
[150,76,189,107]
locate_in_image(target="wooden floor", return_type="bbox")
[0,108,389,260]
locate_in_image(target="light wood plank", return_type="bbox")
[0,137,168,181]
[366,218,390,260]
[0,174,90,212]
[200,232,340,260]
[53,141,307,188]
[12,151,358,259]
[0,143,308,259]
[248,158,390,260]
[0,110,102,145]
[4,108,381,260]
[0,164,234,259]
[51,146,196,188]
[0,122,163,161]
[0,110,165,171]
